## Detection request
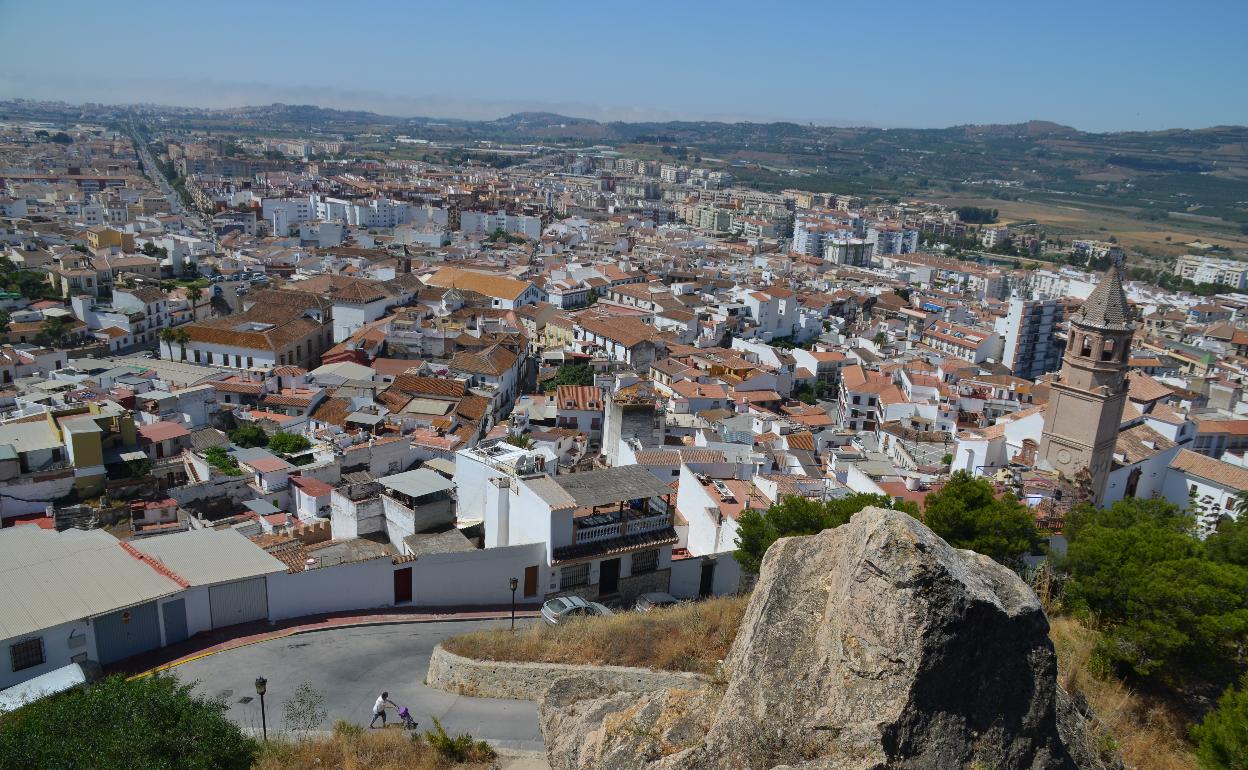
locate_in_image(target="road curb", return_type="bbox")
[130,612,538,679]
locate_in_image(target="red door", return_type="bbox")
[393,567,412,604]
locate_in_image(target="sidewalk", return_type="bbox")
[119,604,540,679]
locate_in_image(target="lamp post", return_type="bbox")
[254,676,267,742]
[509,577,519,631]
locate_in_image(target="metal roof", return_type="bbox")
[552,465,675,509]
[422,458,457,477]
[132,528,286,587]
[377,468,454,499]
[0,528,181,640]
[0,421,62,454]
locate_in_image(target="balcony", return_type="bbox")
[574,511,674,545]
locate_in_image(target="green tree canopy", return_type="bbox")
[1062,497,1248,683]
[227,423,268,448]
[550,362,593,389]
[267,432,311,455]
[1192,672,1248,770]
[0,674,256,769]
[734,494,917,574]
[36,316,71,347]
[920,471,1040,565]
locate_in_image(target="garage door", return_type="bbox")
[95,602,162,665]
[209,578,269,629]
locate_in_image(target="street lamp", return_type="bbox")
[254,676,268,742]
[509,577,519,631]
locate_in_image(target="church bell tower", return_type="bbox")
[1038,263,1134,504]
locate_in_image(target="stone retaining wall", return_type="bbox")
[426,644,709,701]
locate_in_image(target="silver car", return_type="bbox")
[541,596,613,626]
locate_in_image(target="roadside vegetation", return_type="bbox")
[0,675,498,770]
[254,719,495,770]
[444,595,747,675]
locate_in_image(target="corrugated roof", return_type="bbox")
[552,465,676,508]
[376,468,454,499]
[131,529,286,587]
[0,528,181,639]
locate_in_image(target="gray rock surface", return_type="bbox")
[539,507,1108,770]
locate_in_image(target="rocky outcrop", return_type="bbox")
[539,507,1108,770]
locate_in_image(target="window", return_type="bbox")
[10,638,43,672]
[632,549,659,574]
[560,563,589,589]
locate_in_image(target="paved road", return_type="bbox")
[174,619,543,751]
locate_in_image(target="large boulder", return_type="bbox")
[539,507,1106,770]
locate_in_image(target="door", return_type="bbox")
[161,598,189,645]
[523,565,538,598]
[95,601,162,665]
[599,558,621,596]
[209,578,269,629]
[699,560,716,597]
[393,567,413,604]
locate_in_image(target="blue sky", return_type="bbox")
[1,0,1244,132]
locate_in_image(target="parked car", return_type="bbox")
[541,596,613,626]
[634,592,679,612]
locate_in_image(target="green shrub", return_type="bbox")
[0,674,256,770]
[1191,673,1248,770]
[422,716,496,763]
[268,432,311,455]
[228,423,269,448]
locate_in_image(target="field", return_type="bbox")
[928,193,1248,261]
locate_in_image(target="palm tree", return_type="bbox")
[1236,490,1248,518]
[158,327,176,360]
[174,328,190,361]
[188,285,205,319]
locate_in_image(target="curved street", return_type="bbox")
[173,619,543,751]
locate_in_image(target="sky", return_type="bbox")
[1,0,1245,133]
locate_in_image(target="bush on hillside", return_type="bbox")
[0,674,255,770]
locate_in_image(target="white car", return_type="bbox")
[540,596,613,626]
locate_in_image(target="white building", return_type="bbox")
[1174,254,1248,290]
[456,447,678,603]
[997,297,1065,380]
[460,210,542,240]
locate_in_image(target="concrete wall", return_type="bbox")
[669,554,743,599]
[0,474,78,519]
[266,541,548,620]
[425,644,708,700]
[410,543,546,606]
[267,558,394,621]
[167,475,255,509]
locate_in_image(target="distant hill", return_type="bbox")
[5,97,1240,228]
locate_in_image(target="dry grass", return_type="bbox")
[927,193,1248,257]
[1049,616,1198,770]
[443,596,749,675]
[252,722,491,770]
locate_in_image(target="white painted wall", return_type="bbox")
[676,465,738,556]
[0,618,93,691]
[267,559,393,621]
[410,543,546,606]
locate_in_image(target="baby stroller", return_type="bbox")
[398,707,419,731]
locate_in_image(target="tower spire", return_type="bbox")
[1073,263,1132,331]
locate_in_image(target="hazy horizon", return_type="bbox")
[2,0,1245,133]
